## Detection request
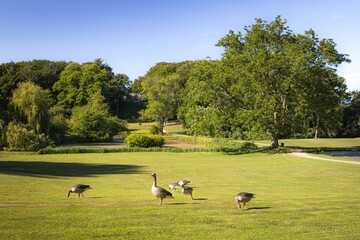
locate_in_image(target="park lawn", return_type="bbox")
[0,152,359,239]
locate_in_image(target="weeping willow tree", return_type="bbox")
[11,82,51,134]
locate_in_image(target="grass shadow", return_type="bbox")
[247,206,271,210]
[193,198,208,200]
[0,161,144,178]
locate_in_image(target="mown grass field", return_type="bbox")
[1,150,360,239]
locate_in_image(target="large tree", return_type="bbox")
[216,16,350,147]
[11,82,51,134]
[53,59,113,114]
[141,62,192,134]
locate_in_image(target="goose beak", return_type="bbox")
[67,191,71,198]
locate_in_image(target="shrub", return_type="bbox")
[206,138,257,152]
[125,133,165,148]
[149,124,161,135]
[6,122,53,151]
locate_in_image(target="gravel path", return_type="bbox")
[290,151,360,165]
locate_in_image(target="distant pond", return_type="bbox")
[322,151,360,157]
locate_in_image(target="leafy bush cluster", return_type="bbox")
[5,122,53,151]
[206,138,258,153]
[125,133,165,148]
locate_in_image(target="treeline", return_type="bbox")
[135,16,360,148]
[0,16,359,150]
[0,59,144,150]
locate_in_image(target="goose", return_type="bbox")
[169,182,180,190]
[151,173,174,205]
[181,185,194,200]
[67,184,91,198]
[235,192,255,210]
[178,179,191,187]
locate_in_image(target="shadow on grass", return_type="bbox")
[247,206,271,210]
[194,198,208,200]
[0,161,144,178]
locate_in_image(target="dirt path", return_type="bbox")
[290,151,360,165]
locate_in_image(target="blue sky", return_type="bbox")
[1,0,359,90]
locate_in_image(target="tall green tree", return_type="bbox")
[179,60,239,137]
[53,59,113,115]
[104,73,131,117]
[216,16,350,147]
[11,82,51,134]
[141,62,191,134]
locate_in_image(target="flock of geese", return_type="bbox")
[67,172,255,210]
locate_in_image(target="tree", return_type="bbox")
[179,60,238,137]
[340,91,360,137]
[104,73,131,117]
[70,91,127,142]
[11,82,51,134]
[216,16,350,147]
[141,62,190,134]
[53,59,113,115]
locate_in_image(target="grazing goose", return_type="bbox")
[151,173,174,205]
[181,185,194,200]
[169,182,180,191]
[178,179,191,187]
[235,192,255,210]
[67,184,91,198]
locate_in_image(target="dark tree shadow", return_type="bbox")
[0,161,144,178]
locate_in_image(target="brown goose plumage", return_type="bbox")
[151,173,173,205]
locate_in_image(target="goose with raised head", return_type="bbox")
[151,173,173,205]
[235,192,255,210]
[67,184,91,198]
[181,185,194,200]
[169,182,180,191]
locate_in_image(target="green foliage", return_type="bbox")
[206,138,258,152]
[149,124,161,135]
[53,59,114,114]
[125,133,165,148]
[141,61,194,133]
[0,119,6,148]
[6,122,52,151]
[49,106,69,144]
[11,82,51,134]
[70,92,127,142]
[212,16,349,146]
[340,91,360,137]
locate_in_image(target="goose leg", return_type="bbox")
[81,192,84,198]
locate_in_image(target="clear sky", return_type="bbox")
[1,0,359,90]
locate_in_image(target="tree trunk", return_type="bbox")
[270,133,279,148]
[314,115,319,139]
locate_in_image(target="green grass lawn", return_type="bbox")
[1,152,359,239]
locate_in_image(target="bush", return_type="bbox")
[125,133,165,148]
[206,138,258,152]
[149,124,161,135]
[6,122,53,151]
